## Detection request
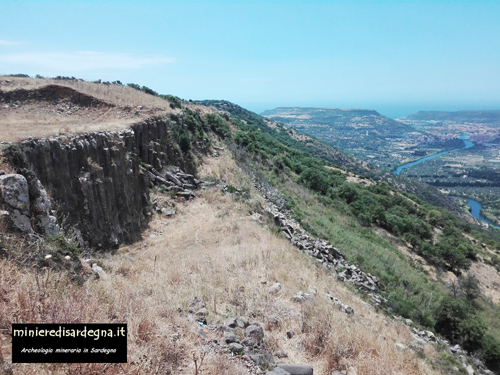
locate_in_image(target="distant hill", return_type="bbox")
[261,107,426,169]
[406,110,500,125]
[260,107,410,133]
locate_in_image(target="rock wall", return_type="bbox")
[253,180,384,305]
[0,116,202,249]
[17,129,150,249]
[131,117,195,174]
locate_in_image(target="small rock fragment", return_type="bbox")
[269,282,282,295]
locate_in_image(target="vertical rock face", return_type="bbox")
[131,117,196,174]
[19,129,150,249]
[3,117,199,249]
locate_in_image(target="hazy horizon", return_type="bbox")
[247,102,500,120]
[1,0,499,119]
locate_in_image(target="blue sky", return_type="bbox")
[1,0,500,118]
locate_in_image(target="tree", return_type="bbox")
[336,183,359,204]
[458,273,481,301]
[459,317,486,352]
[435,297,470,343]
[299,168,329,194]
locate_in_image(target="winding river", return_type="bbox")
[392,134,499,228]
[466,198,500,229]
[392,133,474,175]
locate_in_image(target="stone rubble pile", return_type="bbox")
[183,296,315,375]
[253,180,384,305]
[146,166,212,200]
[252,180,496,375]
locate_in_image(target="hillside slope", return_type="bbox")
[1,77,500,374]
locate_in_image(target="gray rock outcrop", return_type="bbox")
[18,130,149,248]
[0,173,59,235]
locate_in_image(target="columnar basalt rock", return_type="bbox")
[131,117,196,174]
[2,116,207,249]
[17,129,150,248]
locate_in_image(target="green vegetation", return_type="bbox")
[126,82,158,96]
[126,82,185,109]
[177,129,191,153]
[206,102,500,371]
[172,109,231,155]
[205,113,231,139]
[159,94,183,109]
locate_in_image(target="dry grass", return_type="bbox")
[0,76,210,142]
[0,152,442,374]
[0,76,173,108]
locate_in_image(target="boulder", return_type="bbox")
[394,343,406,351]
[0,174,30,215]
[277,364,313,375]
[245,325,264,343]
[343,305,354,315]
[267,368,291,375]
[8,210,33,233]
[37,215,60,236]
[269,283,282,295]
[92,264,107,279]
[249,354,274,367]
[225,317,238,329]
[292,291,314,303]
[228,343,244,354]
[223,332,239,344]
[235,316,249,328]
[165,171,182,187]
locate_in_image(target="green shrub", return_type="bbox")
[178,132,191,153]
[482,334,500,372]
[226,185,237,193]
[206,113,231,139]
[160,94,182,109]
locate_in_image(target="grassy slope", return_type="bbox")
[205,101,500,372]
[0,152,441,375]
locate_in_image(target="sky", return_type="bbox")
[1,0,500,118]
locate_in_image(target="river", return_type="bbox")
[392,133,473,175]
[466,198,500,229]
[392,134,499,229]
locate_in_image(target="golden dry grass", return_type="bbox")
[0,76,210,142]
[0,152,442,374]
[0,76,173,108]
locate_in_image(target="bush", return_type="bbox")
[299,168,329,194]
[178,132,191,153]
[482,334,500,372]
[458,273,481,301]
[435,297,487,352]
[126,83,158,96]
[160,94,182,109]
[206,113,231,139]
[435,297,470,343]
